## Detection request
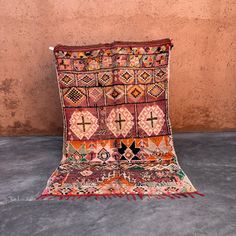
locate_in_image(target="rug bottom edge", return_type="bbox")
[36,191,205,201]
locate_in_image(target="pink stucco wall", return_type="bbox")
[0,0,235,135]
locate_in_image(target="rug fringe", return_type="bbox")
[36,191,205,201]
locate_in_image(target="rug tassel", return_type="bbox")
[166,193,175,199]
[179,193,188,198]
[138,194,143,200]
[187,193,195,198]
[173,194,181,198]
[36,195,44,200]
[156,195,165,199]
[194,191,205,197]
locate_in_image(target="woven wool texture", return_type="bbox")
[39,38,199,199]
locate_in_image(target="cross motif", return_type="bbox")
[146,111,158,128]
[115,113,126,130]
[77,116,91,132]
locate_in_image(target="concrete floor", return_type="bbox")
[0,133,235,236]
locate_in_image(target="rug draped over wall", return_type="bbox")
[38,38,202,200]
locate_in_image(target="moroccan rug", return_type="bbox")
[38,38,204,200]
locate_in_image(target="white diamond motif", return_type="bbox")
[138,105,165,136]
[106,107,134,137]
[70,111,99,139]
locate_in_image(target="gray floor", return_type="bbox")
[0,133,235,236]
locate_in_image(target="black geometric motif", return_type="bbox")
[118,141,140,161]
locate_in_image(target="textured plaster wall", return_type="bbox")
[0,0,235,135]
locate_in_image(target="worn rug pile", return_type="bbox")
[38,38,203,200]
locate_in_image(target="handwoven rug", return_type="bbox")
[38,38,203,200]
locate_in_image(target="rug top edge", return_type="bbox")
[53,38,173,52]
